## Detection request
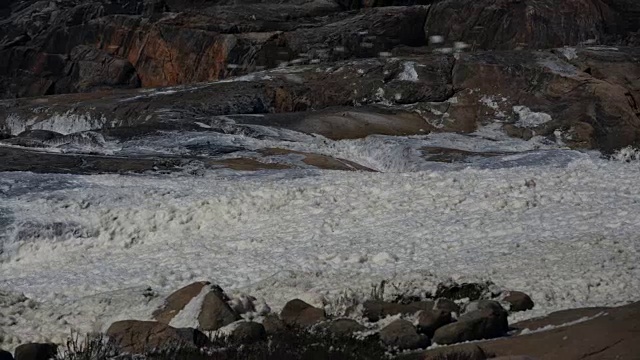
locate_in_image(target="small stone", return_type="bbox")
[379,319,430,350]
[280,299,327,328]
[13,343,57,360]
[230,321,266,344]
[502,291,534,312]
[416,309,453,336]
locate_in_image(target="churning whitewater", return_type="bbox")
[1,143,640,348]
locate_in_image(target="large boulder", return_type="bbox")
[416,309,453,336]
[106,320,211,354]
[432,300,509,345]
[152,281,240,331]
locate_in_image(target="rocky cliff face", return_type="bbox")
[1,0,637,98]
[0,0,639,151]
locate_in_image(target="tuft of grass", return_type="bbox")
[56,332,126,360]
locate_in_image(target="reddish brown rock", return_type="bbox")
[280,299,327,328]
[408,301,640,360]
[152,281,212,324]
[106,320,211,354]
[502,291,534,312]
[152,281,239,331]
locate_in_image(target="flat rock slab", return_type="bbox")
[511,307,610,333]
[411,301,640,360]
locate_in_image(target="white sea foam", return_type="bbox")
[1,152,640,350]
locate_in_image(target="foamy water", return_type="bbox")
[1,145,639,349]
[1,107,639,350]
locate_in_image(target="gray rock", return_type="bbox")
[13,343,57,360]
[379,319,430,350]
[198,291,241,331]
[463,299,507,316]
[416,309,453,337]
[434,298,461,315]
[433,301,509,345]
[280,299,327,328]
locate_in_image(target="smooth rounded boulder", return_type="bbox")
[280,299,327,328]
[502,291,535,312]
[379,319,431,350]
[433,300,509,345]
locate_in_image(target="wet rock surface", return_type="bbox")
[0,0,637,163]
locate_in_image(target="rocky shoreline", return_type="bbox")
[1,1,639,359]
[1,0,639,160]
[1,281,638,359]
